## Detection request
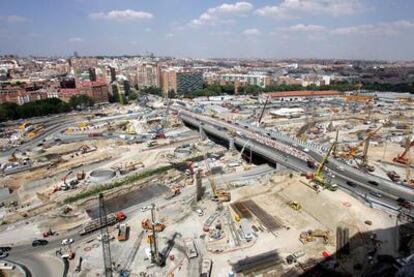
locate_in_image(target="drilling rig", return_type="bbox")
[98,193,113,277]
[148,203,164,266]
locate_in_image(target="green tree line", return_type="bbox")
[184,81,414,98]
[0,95,94,122]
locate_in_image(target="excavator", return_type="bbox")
[303,140,338,191]
[300,229,331,244]
[141,219,165,232]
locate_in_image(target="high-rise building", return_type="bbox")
[109,67,116,83]
[220,72,271,88]
[136,63,160,89]
[160,68,177,95]
[160,69,203,96]
[176,71,203,95]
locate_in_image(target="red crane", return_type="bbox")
[393,139,414,165]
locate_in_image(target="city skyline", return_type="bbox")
[1,0,414,60]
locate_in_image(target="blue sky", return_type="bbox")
[0,0,414,60]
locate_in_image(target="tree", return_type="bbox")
[69,94,94,110]
[167,89,176,99]
[141,86,162,96]
[128,90,138,101]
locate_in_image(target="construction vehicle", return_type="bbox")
[201,258,213,277]
[286,250,305,264]
[164,187,181,200]
[393,139,414,165]
[117,224,129,241]
[76,170,86,180]
[79,144,96,154]
[42,228,56,238]
[288,201,302,211]
[306,160,317,169]
[79,211,126,235]
[18,120,31,132]
[300,229,330,244]
[303,140,338,191]
[141,219,165,232]
[387,171,401,182]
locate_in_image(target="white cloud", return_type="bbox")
[255,0,364,19]
[144,27,152,32]
[89,9,154,22]
[331,20,414,36]
[207,2,253,14]
[243,28,261,36]
[278,24,327,32]
[68,37,84,43]
[190,2,253,27]
[0,15,28,23]
[165,33,175,38]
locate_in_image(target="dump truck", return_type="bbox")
[79,211,126,235]
[117,223,129,241]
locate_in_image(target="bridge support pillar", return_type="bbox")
[229,138,235,150]
[199,126,206,140]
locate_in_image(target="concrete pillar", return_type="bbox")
[199,126,206,140]
[229,138,235,150]
[194,170,203,201]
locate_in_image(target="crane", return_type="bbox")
[98,193,113,277]
[258,96,270,124]
[204,153,230,202]
[336,125,382,160]
[393,139,414,165]
[304,140,337,191]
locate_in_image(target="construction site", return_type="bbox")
[0,91,413,276]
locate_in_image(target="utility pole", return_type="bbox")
[98,193,113,277]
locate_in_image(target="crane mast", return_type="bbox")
[98,193,113,277]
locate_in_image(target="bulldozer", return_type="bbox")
[288,201,302,211]
[300,229,330,245]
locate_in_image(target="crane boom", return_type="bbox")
[315,141,336,178]
[258,96,270,124]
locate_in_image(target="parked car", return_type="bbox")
[368,180,379,186]
[346,181,357,187]
[140,206,152,212]
[32,240,48,247]
[61,238,74,245]
[369,191,382,198]
[195,209,204,216]
[0,247,12,252]
[0,251,9,259]
[97,234,115,241]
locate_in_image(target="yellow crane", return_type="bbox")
[204,153,230,202]
[305,140,337,191]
